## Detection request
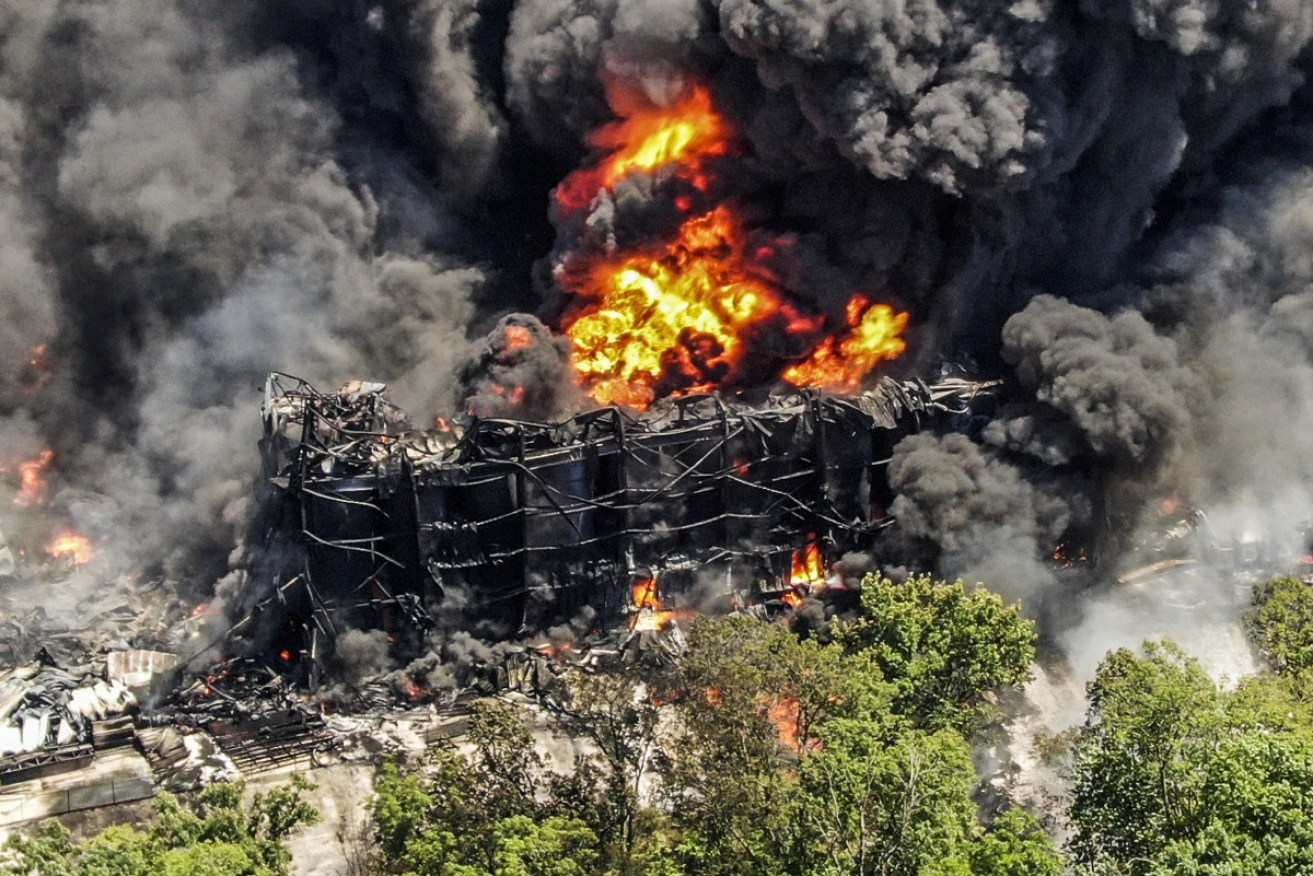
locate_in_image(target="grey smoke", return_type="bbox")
[1000,294,1194,469]
[1,0,1313,694]
[460,313,574,419]
[406,0,508,203]
[718,0,1064,195]
[0,0,486,602]
[334,628,394,688]
[981,404,1089,467]
[886,434,1072,606]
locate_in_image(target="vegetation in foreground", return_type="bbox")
[1,778,318,876]
[369,573,1057,876]
[1065,576,1313,875]
[5,573,1313,875]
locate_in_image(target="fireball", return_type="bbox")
[554,80,908,409]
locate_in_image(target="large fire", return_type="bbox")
[782,537,826,608]
[555,83,729,212]
[782,297,909,394]
[555,81,908,409]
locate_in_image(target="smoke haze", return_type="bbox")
[3,0,1313,688]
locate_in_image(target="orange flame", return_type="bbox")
[765,695,821,753]
[21,344,53,395]
[556,84,730,211]
[564,205,822,408]
[781,537,825,608]
[632,577,660,609]
[556,81,908,409]
[475,382,526,412]
[503,324,534,352]
[789,538,825,589]
[538,640,575,661]
[767,696,803,749]
[46,532,94,565]
[629,576,688,631]
[9,449,54,507]
[782,297,909,393]
[1051,541,1089,567]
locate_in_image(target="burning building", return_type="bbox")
[1,0,1313,791]
[234,371,998,686]
[211,73,992,684]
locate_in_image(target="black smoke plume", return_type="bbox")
[3,0,1313,681]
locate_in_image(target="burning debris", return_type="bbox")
[224,370,998,689]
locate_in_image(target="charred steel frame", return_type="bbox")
[234,373,997,682]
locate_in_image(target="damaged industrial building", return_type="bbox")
[0,371,1002,813]
[227,372,1001,688]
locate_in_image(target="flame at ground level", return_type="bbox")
[766,695,808,752]
[781,538,826,607]
[3,449,55,507]
[629,577,691,631]
[632,577,660,610]
[46,532,94,565]
[790,538,825,589]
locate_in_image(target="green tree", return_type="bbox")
[1069,642,1224,869]
[372,604,1061,876]
[659,614,1062,876]
[834,573,1035,733]
[371,701,626,876]
[1070,640,1313,875]
[1148,820,1313,876]
[927,809,1064,876]
[659,616,899,876]
[1248,575,1313,674]
[372,760,440,866]
[539,662,661,864]
[799,721,976,876]
[1,778,318,876]
[487,815,599,876]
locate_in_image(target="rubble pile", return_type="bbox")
[0,573,190,668]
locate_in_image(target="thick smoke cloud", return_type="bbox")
[2,0,1313,696]
[460,313,574,419]
[718,0,1066,195]
[886,434,1071,605]
[505,0,616,156]
[0,0,488,603]
[406,0,509,202]
[1000,294,1194,468]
